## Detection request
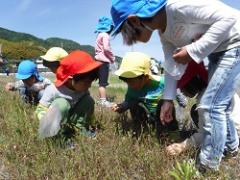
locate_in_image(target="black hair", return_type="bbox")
[72,68,99,82]
[42,59,60,68]
[121,17,154,45]
[22,75,38,82]
[121,20,141,45]
[119,74,145,82]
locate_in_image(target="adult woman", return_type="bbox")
[110,0,240,173]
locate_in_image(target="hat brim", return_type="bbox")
[95,26,113,33]
[40,55,59,62]
[115,69,160,81]
[115,69,143,78]
[149,74,160,81]
[55,61,102,87]
[16,73,32,80]
[111,1,167,36]
[111,19,125,36]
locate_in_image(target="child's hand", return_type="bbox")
[173,47,193,64]
[30,82,45,92]
[5,83,14,91]
[111,103,119,112]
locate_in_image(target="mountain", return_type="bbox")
[46,38,95,55]
[0,27,122,71]
[0,27,95,61]
[0,27,46,46]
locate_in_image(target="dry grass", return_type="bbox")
[0,75,239,179]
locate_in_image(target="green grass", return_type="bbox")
[0,75,239,179]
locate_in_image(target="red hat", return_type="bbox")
[55,50,102,87]
[177,61,208,89]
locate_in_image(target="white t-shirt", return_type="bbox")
[39,84,88,107]
[11,77,52,92]
[160,0,240,99]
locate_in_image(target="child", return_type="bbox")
[5,60,51,105]
[166,61,240,156]
[36,50,102,141]
[94,16,115,107]
[112,52,178,138]
[111,0,240,172]
[40,47,68,73]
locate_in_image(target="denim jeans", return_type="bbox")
[198,47,240,170]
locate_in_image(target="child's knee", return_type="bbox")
[69,95,95,119]
[80,95,95,112]
[51,98,71,113]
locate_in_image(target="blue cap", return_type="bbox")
[16,60,43,81]
[111,0,167,36]
[95,16,114,33]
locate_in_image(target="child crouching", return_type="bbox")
[36,50,102,143]
[5,60,51,105]
[112,52,179,138]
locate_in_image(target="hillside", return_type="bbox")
[0,27,95,61]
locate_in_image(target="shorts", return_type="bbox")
[97,62,109,87]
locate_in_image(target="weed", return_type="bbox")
[169,159,199,180]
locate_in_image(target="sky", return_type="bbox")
[0,0,239,61]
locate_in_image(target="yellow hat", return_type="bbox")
[40,47,68,62]
[115,52,160,81]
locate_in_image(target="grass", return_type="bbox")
[0,75,240,179]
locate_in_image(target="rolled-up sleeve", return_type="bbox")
[182,1,237,62]
[163,71,177,100]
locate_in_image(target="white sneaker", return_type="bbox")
[98,99,113,108]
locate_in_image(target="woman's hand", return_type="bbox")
[160,100,174,125]
[173,47,193,64]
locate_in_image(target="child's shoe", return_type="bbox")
[97,99,113,108]
[80,128,97,138]
[65,139,76,150]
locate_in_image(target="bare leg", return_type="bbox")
[99,86,107,99]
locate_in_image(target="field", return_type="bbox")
[0,74,239,179]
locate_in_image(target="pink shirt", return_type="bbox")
[95,32,115,63]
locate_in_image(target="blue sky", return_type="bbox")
[0,0,239,61]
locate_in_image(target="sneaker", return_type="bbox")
[195,157,219,175]
[223,149,238,159]
[80,128,97,138]
[97,99,113,108]
[65,140,76,150]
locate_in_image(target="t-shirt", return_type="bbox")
[39,84,88,107]
[36,84,89,120]
[124,76,164,114]
[160,0,240,99]
[11,78,52,92]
